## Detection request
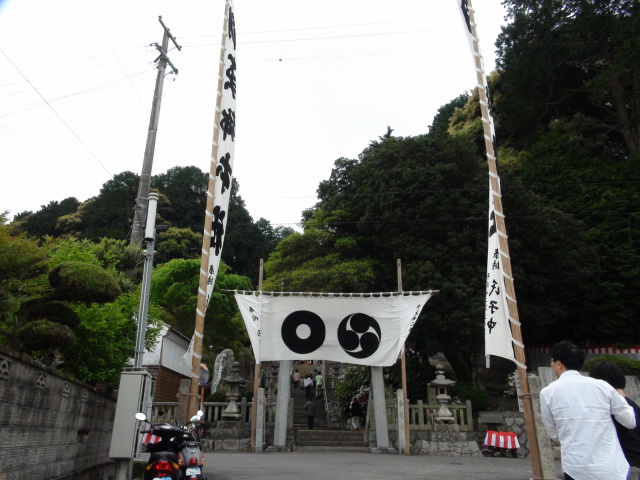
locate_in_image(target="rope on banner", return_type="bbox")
[504,292,517,303]
[226,289,438,297]
[508,317,522,327]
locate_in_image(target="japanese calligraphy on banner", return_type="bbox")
[204,0,236,309]
[485,191,517,366]
[234,292,433,366]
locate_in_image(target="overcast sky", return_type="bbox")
[0,0,507,229]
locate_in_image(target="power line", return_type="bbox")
[0,68,156,119]
[0,48,114,178]
[85,3,150,114]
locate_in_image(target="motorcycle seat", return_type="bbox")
[149,451,180,463]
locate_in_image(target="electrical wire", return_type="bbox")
[0,48,114,179]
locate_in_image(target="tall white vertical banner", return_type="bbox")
[204,1,237,308]
[455,0,520,367]
[189,1,237,414]
[485,191,517,366]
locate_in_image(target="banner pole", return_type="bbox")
[397,259,411,455]
[189,1,233,419]
[251,259,264,452]
[460,1,542,477]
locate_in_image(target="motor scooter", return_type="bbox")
[137,410,208,480]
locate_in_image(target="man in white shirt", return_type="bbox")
[540,340,636,480]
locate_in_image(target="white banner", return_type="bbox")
[485,189,517,365]
[204,0,237,308]
[235,292,433,366]
[456,0,519,367]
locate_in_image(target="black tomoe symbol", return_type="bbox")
[281,310,326,354]
[337,313,381,358]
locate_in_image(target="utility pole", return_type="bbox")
[130,16,181,247]
[134,192,159,368]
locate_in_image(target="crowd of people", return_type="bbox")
[291,369,325,430]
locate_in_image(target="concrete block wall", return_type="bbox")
[0,347,116,480]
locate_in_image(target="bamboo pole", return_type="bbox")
[464,2,542,477]
[397,259,411,455]
[250,259,264,452]
[188,2,231,419]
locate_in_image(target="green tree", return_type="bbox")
[155,227,202,264]
[11,197,80,239]
[150,258,253,358]
[65,291,163,386]
[80,171,140,241]
[151,166,208,231]
[42,236,139,293]
[0,232,160,386]
[496,0,639,155]
[4,260,121,365]
[498,115,640,343]
[263,214,377,293]
[288,116,593,382]
[0,212,47,329]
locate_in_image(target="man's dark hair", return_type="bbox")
[589,361,626,390]
[551,340,585,370]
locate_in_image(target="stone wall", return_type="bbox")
[0,347,116,480]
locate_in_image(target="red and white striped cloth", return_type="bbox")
[528,345,640,354]
[484,431,520,449]
[142,433,161,445]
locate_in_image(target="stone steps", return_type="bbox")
[292,386,327,429]
[296,429,367,450]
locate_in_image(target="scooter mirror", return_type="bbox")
[197,410,204,416]
[135,412,146,421]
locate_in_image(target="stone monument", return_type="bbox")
[428,364,456,423]
[412,364,481,457]
[222,361,245,420]
[211,349,235,393]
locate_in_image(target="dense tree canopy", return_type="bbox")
[11,167,293,284]
[496,0,640,155]
[11,198,80,239]
[495,0,640,344]
[266,115,596,382]
[0,234,162,385]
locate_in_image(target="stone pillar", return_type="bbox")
[273,360,292,448]
[371,366,390,449]
[177,378,191,424]
[255,388,265,453]
[113,459,132,480]
[396,389,406,454]
[528,376,559,480]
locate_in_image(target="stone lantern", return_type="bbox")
[222,361,245,420]
[428,364,456,423]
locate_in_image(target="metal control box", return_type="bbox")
[109,368,154,458]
